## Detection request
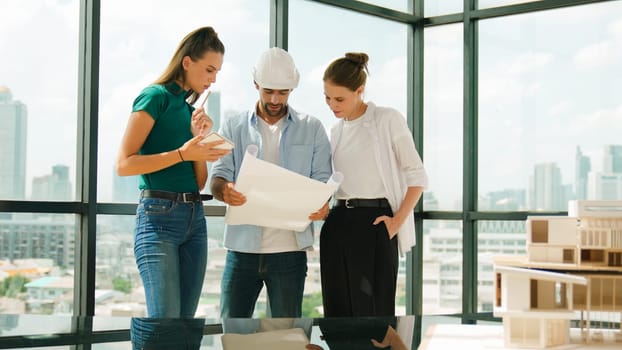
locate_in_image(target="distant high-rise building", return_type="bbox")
[603,145,622,174]
[0,86,27,200]
[31,165,72,200]
[206,91,222,181]
[0,215,75,268]
[529,162,564,211]
[207,91,221,132]
[575,146,591,200]
[112,169,140,202]
[587,173,622,200]
[481,189,526,211]
[422,192,439,211]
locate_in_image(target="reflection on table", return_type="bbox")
[131,317,206,350]
[0,314,417,349]
[221,316,413,350]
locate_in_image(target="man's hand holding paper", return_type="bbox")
[225,146,342,231]
[222,182,247,206]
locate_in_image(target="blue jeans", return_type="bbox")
[134,196,207,318]
[130,317,205,350]
[220,250,307,318]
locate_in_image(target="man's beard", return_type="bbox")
[263,103,286,117]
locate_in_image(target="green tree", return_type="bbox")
[301,292,323,318]
[0,275,29,298]
[112,276,132,294]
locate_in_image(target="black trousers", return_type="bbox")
[319,205,398,317]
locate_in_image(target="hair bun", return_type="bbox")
[344,52,369,67]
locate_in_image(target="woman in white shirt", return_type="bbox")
[320,52,428,317]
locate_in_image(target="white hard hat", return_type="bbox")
[253,47,300,89]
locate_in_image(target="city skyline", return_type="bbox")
[3,89,620,210]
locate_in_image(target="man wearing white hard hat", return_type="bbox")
[211,47,332,318]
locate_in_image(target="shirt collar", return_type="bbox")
[164,81,188,97]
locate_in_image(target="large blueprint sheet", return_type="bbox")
[225,146,341,231]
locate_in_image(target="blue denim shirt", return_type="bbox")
[211,106,332,253]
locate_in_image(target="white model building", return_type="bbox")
[493,200,622,348]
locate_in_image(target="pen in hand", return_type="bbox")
[198,91,211,136]
[201,90,211,108]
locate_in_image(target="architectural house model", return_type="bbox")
[493,200,622,348]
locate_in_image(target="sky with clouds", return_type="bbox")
[1,0,621,208]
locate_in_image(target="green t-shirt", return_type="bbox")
[132,82,198,192]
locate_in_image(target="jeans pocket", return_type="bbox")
[139,197,176,216]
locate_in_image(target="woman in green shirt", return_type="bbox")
[116,26,230,318]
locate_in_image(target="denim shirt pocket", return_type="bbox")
[285,144,313,176]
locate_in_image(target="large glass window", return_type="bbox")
[0,1,79,201]
[479,2,622,211]
[0,214,77,315]
[289,0,409,315]
[479,0,540,9]
[423,220,463,314]
[97,0,270,203]
[357,0,411,13]
[289,0,408,130]
[424,24,463,211]
[424,1,462,17]
[95,215,228,317]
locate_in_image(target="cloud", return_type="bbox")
[479,50,553,109]
[507,51,554,76]
[569,104,622,137]
[611,18,622,41]
[367,55,407,113]
[101,0,266,44]
[215,61,255,114]
[560,103,622,176]
[573,40,618,69]
[304,61,331,88]
[547,100,573,117]
[573,17,622,70]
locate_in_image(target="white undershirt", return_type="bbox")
[333,111,386,200]
[256,116,299,253]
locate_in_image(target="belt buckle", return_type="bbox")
[181,193,193,202]
[345,199,354,208]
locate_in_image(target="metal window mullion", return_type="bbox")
[409,0,424,349]
[310,0,420,24]
[462,0,478,325]
[471,0,616,20]
[270,0,289,49]
[74,0,100,322]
